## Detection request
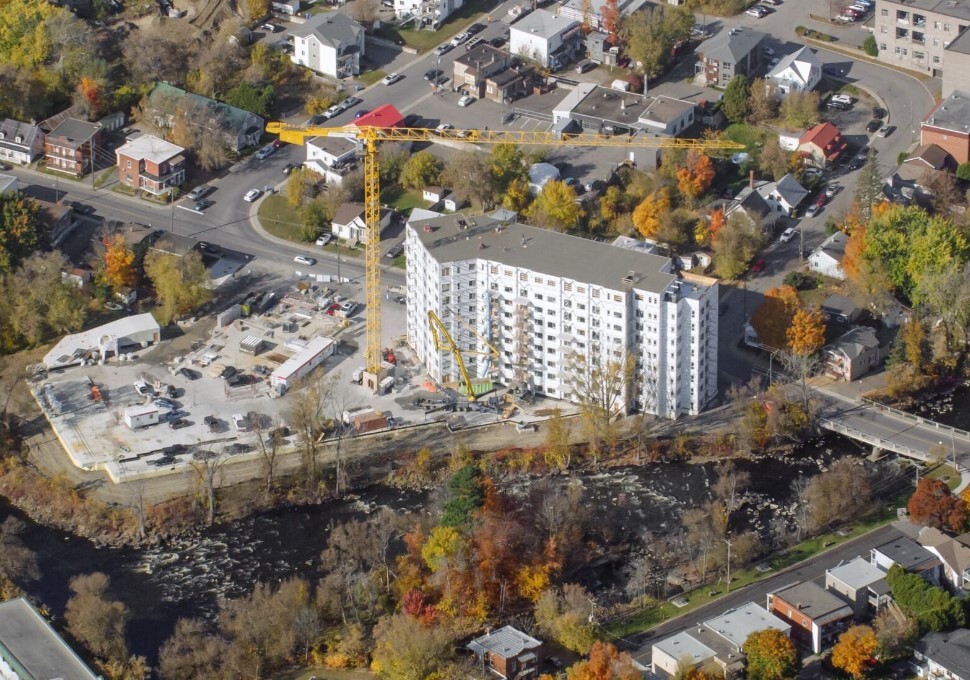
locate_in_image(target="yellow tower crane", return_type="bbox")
[265,121,743,386]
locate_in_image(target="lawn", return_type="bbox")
[274,667,374,680]
[358,70,387,86]
[926,462,962,491]
[258,194,306,243]
[376,0,487,51]
[722,122,770,151]
[386,188,427,213]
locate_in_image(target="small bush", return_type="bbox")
[957,162,970,181]
[795,25,807,35]
[862,34,878,56]
[783,271,819,290]
[898,152,911,166]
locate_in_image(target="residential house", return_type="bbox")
[767,581,854,653]
[558,0,632,30]
[652,603,791,678]
[0,119,44,166]
[304,135,359,186]
[150,232,203,258]
[115,134,186,196]
[695,27,767,88]
[290,12,365,79]
[919,527,970,594]
[887,142,957,202]
[44,118,102,177]
[823,327,888,381]
[871,536,943,584]
[943,28,970,97]
[585,30,618,65]
[913,628,970,680]
[395,0,463,29]
[873,0,970,78]
[485,64,536,104]
[808,230,848,280]
[467,625,544,679]
[821,293,861,324]
[21,185,77,247]
[0,174,17,196]
[509,10,583,69]
[759,173,809,215]
[920,89,970,164]
[552,83,695,136]
[454,45,513,99]
[825,556,892,619]
[725,185,782,233]
[330,202,393,243]
[766,46,822,96]
[798,122,848,168]
[272,0,300,14]
[147,82,264,153]
[0,597,100,680]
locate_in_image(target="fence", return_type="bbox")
[860,397,970,439]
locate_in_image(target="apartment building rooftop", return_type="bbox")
[412,212,677,293]
[946,24,970,53]
[881,0,970,20]
[924,89,970,132]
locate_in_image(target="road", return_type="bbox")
[627,523,905,666]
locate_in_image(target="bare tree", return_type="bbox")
[563,350,633,466]
[292,606,321,663]
[712,461,751,515]
[0,517,39,584]
[65,572,129,663]
[190,448,226,526]
[248,413,285,495]
[346,0,379,25]
[288,382,330,489]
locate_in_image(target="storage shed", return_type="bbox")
[270,336,335,390]
[124,403,159,429]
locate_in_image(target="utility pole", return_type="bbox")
[725,537,733,592]
[170,187,179,233]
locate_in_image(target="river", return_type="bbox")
[1,434,909,664]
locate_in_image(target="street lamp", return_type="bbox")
[725,537,733,592]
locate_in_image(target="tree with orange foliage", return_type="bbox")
[78,78,104,118]
[632,187,671,240]
[831,625,877,678]
[908,478,969,533]
[566,641,641,680]
[750,285,801,349]
[101,234,137,291]
[601,0,621,44]
[786,307,825,357]
[676,151,715,207]
[696,208,725,246]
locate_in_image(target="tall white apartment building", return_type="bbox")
[405,212,719,419]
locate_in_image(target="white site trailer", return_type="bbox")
[124,403,159,429]
[270,336,336,391]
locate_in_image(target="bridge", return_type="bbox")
[815,388,970,463]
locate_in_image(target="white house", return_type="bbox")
[405,210,720,418]
[330,202,393,243]
[304,135,359,187]
[509,10,583,69]
[808,231,848,280]
[767,46,822,96]
[0,119,44,166]
[913,629,970,680]
[394,0,463,28]
[919,527,970,594]
[557,0,631,30]
[290,12,365,79]
[758,173,808,215]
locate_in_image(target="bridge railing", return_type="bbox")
[819,418,928,461]
[860,397,970,440]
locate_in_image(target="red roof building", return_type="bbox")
[351,104,404,128]
[798,122,848,168]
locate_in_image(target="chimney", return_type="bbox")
[749,169,754,190]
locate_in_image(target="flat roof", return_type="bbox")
[946,25,970,54]
[511,9,579,39]
[47,118,101,146]
[410,212,677,294]
[923,90,970,133]
[570,86,649,127]
[704,602,791,649]
[640,95,695,125]
[308,135,359,157]
[116,134,184,164]
[124,403,159,416]
[0,598,100,680]
[881,0,970,20]
[272,336,335,380]
[874,536,940,569]
[43,313,161,368]
[653,631,717,665]
[771,581,853,621]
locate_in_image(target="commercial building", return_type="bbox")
[825,556,892,619]
[767,581,854,653]
[695,27,767,88]
[873,0,970,77]
[405,211,719,419]
[920,89,970,164]
[290,12,365,79]
[115,134,186,196]
[509,10,583,69]
[270,336,336,390]
[0,597,101,680]
[552,83,696,136]
[43,313,162,369]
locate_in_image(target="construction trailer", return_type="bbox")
[124,403,159,429]
[270,336,336,391]
[239,335,265,355]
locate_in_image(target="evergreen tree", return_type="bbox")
[722,75,751,123]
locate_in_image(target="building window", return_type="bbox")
[880,42,887,50]
[914,50,925,59]
[933,55,941,63]
[881,7,888,14]
[944,23,951,31]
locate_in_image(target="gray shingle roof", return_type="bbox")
[698,27,767,64]
[915,629,970,678]
[149,83,264,136]
[467,625,542,659]
[290,12,362,48]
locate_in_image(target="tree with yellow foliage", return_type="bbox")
[750,285,801,349]
[831,625,877,678]
[632,187,671,240]
[101,234,137,291]
[566,641,640,680]
[786,307,825,357]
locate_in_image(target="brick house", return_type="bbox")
[798,122,848,168]
[44,118,102,177]
[920,89,970,164]
[767,581,853,653]
[115,135,186,196]
[467,626,544,679]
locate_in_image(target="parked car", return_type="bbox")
[191,199,214,212]
[866,119,882,133]
[424,68,443,81]
[342,96,362,109]
[751,259,767,273]
[433,43,453,56]
[283,163,300,175]
[815,193,828,207]
[322,104,342,119]
[465,36,485,51]
[381,72,403,85]
[575,59,595,73]
[467,22,486,33]
[187,185,212,200]
[316,234,333,246]
[804,204,822,217]
[780,227,797,242]
[294,255,316,266]
[244,189,262,202]
[825,183,840,198]
[308,114,327,125]
[450,31,469,46]
[872,106,887,119]
[254,145,275,160]
[169,418,190,430]
[179,367,200,380]
[204,415,219,432]
[261,23,280,31]
[878,124,895,138]
[386,243,404,259]
[354,109,370,119]
[458,95,474,107]
[154,397,176,409]
[489,36,506,47]
[435,123,453,132]
[198,241,220,255]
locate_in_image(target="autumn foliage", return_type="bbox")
[101,235,137,291]
[78,78,104,117]
[907,477,968,533]
[632,187,671,240]
[676,151,715,206]
[750,286,801,350]
[744,628,799,680]
[831,625,877,678]
[566,641,640,680]
[786,307,826,357]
